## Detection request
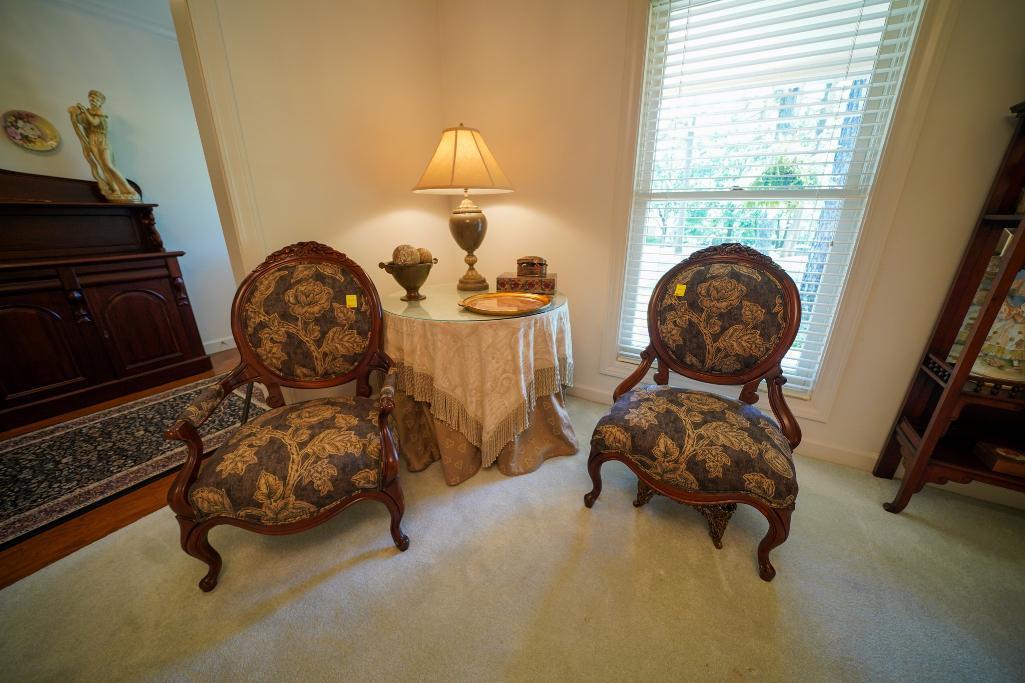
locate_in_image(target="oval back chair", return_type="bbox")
[232,241,384,392]
[585,243,802,581]
[164,242,407,591]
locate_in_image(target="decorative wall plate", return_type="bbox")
[3,110,60,151]
[458,292,552,316]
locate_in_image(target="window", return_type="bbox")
[618,0,924,395]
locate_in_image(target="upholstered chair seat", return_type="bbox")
[591,386,797,509]
[189,396,385,524]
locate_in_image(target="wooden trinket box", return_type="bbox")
[516,256,548,278]
[974,442,1025,478]
[496,272,557,295]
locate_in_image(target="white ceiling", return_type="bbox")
[53,0,176,39]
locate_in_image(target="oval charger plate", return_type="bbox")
[458,292,552,316]
[3,110,60,151]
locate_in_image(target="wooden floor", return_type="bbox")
[0,349,240,590]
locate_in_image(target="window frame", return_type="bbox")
[596,0,957,424]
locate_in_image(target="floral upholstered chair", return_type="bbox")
[584,243,802,581]
[164,241,408,591]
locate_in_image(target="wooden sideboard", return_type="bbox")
[0,169,212,430]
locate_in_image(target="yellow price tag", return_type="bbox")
[674,284,687,297]
[345,294,358,308]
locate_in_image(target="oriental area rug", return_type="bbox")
[0,376,268,549]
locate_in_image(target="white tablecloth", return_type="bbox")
[382,290,574,468]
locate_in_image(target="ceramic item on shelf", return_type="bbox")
[68,90,140,203]
[977,268,1025,378]
[458,292,551,316]
[947,230,1016,367]
[380,258,438,301]
[417,247,433,263]
[3,110,60,151]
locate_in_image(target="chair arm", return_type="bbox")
[766,366,801,450]
[163,364,264,519]
[165,419,205,518]
[167,382,228,435]
[377,368,400,484]
[379,368,397,415]
[164,381,230,519]
[613,346,655,402]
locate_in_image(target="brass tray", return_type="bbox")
[458,292,552,317]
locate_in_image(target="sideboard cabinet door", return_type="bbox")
[85,278,193,378]
[0,290,112,407]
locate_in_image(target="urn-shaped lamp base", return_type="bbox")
[450,197,489,291]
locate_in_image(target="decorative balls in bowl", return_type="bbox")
[380,244,437,301]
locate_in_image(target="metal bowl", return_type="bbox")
[379,259,438,301]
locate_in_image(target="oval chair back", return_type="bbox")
[647,242,801,389]
[230,241,385,393]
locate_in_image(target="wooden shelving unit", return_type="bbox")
[874,101,1025,511]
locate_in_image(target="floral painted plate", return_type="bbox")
[3,110,60,151]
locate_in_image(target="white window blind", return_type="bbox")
[619,0,924,395]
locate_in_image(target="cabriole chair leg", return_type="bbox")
[583,447,605,508]
[185,524,223,592]
[755,506,792,582]
[381,479,410,551]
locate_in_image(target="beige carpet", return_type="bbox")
[2,397,1023,681]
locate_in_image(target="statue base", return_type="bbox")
[103,191,141,204]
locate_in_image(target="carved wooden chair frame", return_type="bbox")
[164,241,407,591]
[583,243,802,581]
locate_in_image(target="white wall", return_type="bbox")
[179,0,1025,501]
[435,0,647,412]
[172,0,458,294]
[0,0,234,352]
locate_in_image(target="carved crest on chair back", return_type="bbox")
[231,241,383,387]
[648,242,801,385]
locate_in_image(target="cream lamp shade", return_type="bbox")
[412,126,513,194]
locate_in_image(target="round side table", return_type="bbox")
[381,283,577,485]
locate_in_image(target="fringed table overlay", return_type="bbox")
[382,284,577,485]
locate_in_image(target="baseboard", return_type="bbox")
[794,438,878,471]
[566,384,612,406]
[203,336,236,355]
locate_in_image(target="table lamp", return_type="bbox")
[412,125,513,291]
